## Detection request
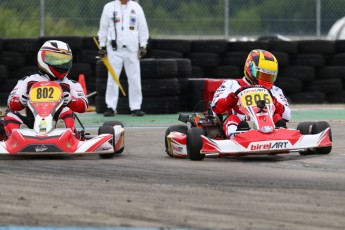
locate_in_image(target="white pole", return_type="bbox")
[316,0,321,38]
[40,0,44,36]
[224,0,229,39]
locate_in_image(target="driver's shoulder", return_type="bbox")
[271,84,284,93]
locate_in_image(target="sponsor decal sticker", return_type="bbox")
[249,141,289,151]
[35,145,48,152]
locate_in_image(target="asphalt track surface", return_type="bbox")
[0,105,345,230]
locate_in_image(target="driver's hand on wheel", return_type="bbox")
[272,97,284,115]
[63,92,72,106]
[226,92,238,108]
[19,93,28,106]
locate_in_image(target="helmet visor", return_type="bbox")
[256,71,277,83]
[43,51,72,71]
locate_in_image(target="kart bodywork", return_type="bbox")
[165,86,332,160]
[0,81,125,158]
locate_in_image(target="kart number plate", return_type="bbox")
[30,86,61,102]
[240,91,272,106]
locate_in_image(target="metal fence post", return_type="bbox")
[316,0,321,37]
[40,0,45,36]
[224,0,229,39]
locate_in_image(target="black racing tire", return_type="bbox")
[95,95,107,114]
[279,66,315,82]
[316,66,345,80]
[297,122,315,135]
[191,40,228,53]
[103,120,124,128]
[187,127,205,161]
[290,54,325,68]
[176,59,192,78]
[68,63,92,81]
[268,40,298,54]
[0,66,8,82]
[206,65,241,79]
[98,125,117,158]
[311,121,332,155]
[82,36,99,50]
[297,122,316,155]
[146,49,183,59]
[306,79,342,94]
[228,41,269,52]
[103,121,124,153]
[297,40,335,55]
[222,51,248,66]
[164,125,188,157]
[96,60,108,79]
[290,92,326,104]
[188,52,220,69]
[271,51,289,67]
[151,39,191,54]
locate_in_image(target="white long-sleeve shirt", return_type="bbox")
[97,0,149,52]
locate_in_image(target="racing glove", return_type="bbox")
[139,47,147,58]
[272,97,284,115]
[226,92,238,108]
[19,93,28,107]
[99,46,107,58]
[63,92,72,106]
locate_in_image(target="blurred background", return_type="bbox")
[1,0,345,113]
[1,0,345,40]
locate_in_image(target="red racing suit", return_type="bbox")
[5,73,88,137]
[211,77,291,138]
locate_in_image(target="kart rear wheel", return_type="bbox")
[187,127,205,161]
[98,125,117,158]
[164,125,188,157]
[312,121,332,154]
[102,120,124,128]
[297,122,316,155]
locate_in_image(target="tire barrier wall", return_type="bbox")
[1,37,345,113]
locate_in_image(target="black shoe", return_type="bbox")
[275,119,287,129]
[131,109,145,116]
[104,108,115,117]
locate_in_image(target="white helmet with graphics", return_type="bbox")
[37,40,73,80]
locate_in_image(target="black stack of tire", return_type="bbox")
[1,37,345,112]
[95,57,191,114]
[0,36,97,106]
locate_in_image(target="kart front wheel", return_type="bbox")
[297,121,332,155]
[98,125,118,158]
[164,125,188,157]
[297,122,315,155]
[187,127,205,161]
[312,121,332,154]
[102,121,125,154]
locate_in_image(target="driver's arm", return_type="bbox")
[8,78,29,111]
[67,80,88,113]
[211,80,240,114]
[271,86,291,121]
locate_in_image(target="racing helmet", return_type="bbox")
[37,40,72,80]
[244,49,278,90]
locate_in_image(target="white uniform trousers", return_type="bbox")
[106,45,143,112]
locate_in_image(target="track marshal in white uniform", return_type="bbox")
[98,0,149,116]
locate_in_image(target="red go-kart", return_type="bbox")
[0,81,125,158]
[165,86,332,160]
